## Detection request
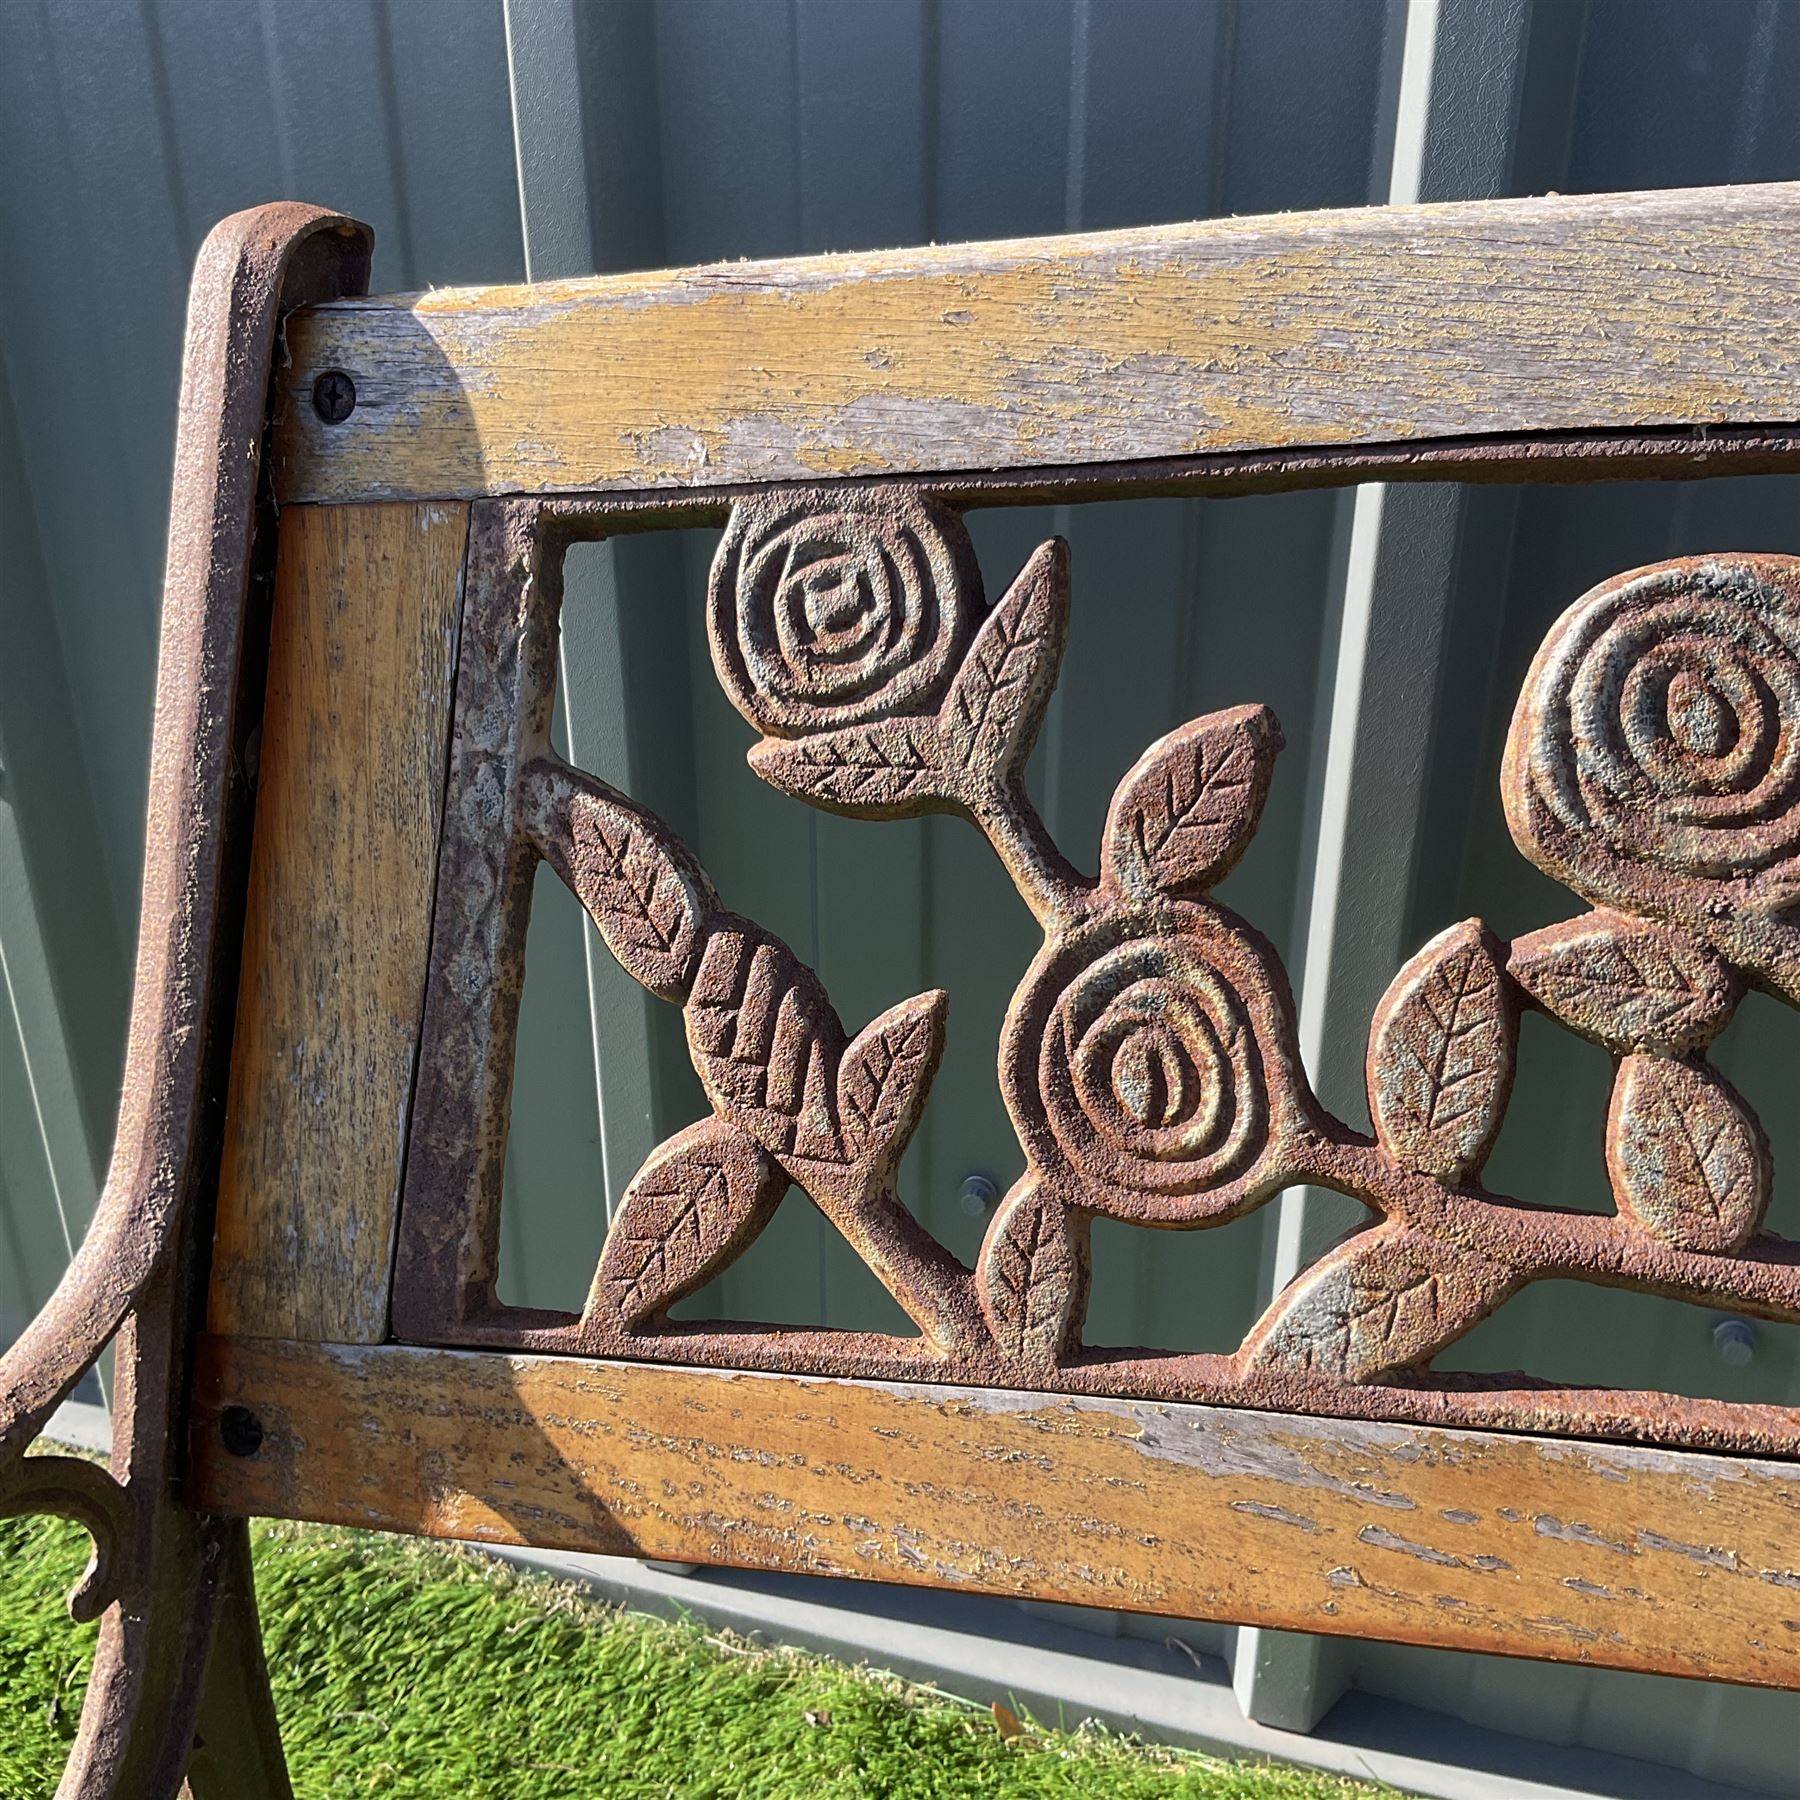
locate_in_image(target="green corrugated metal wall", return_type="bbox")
[1,0,1796,1788]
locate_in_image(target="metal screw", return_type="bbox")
[1713,1318,1756,1368]
[220,1406,265,1458]
[959,1173,999,1217]
[312,369,356,423]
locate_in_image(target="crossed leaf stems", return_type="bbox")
[521,755,980,1349]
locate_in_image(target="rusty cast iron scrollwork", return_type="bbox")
[413,487,1796,1457]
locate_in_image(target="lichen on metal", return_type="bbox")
[395,490,1799,1459]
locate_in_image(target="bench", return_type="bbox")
[2,186,1796,1795]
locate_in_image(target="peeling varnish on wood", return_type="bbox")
[190,1337,1800,1687]
[271,185,1800,504]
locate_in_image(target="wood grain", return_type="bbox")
[273,183,1800,504]
[190,1335,1800,1689]
[207,503,468,1341]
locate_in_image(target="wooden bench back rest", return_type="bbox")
[192,185,1800,1691]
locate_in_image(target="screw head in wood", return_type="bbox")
[220,1405,265,1458]
[312,369,356,424]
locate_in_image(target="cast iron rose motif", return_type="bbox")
[1046,925,1259,1189]
[708,487,982,736]
[1500,557,1795,1280]
[1505,556,1800,1000]
[1002,906,1289,1218]
[538,491,1797,1418]
[995,705,1312,1224]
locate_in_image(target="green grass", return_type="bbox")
[2,1508,1388,1799]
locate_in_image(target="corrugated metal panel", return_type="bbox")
[1,0,1795,1787]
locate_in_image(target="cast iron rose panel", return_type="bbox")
[391,487,1800,1457]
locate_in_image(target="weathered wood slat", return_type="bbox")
[207,503,467,1342]
[273,183,1800,505]
[189,1335,1800,1689]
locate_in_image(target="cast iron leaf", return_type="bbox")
[1508,912,1738,1054]
[978,1181,1084,1363]
[686,921,846,1167]
[836,990,948,1170]
[1241,1222,1520,1382]
[748,718,948,817]
[577,810,706,998]
[1368,920,1516,1179]
[939,539,1071,778]
[1101,705,1283,900]
[1607,1055,1771,1254]
[524,758,717,1001]
[591,1117,788,1328]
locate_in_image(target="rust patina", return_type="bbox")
[392,492,1800,1460]
[0,203,371,1798]
[7,199,1800,1794]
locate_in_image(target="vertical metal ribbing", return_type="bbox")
[1230,0,1533,1735]
[0,371,112,1377]
[503,0,595,281]
[0,807,103,1340]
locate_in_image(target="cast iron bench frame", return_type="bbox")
[3,189,1798,1794]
